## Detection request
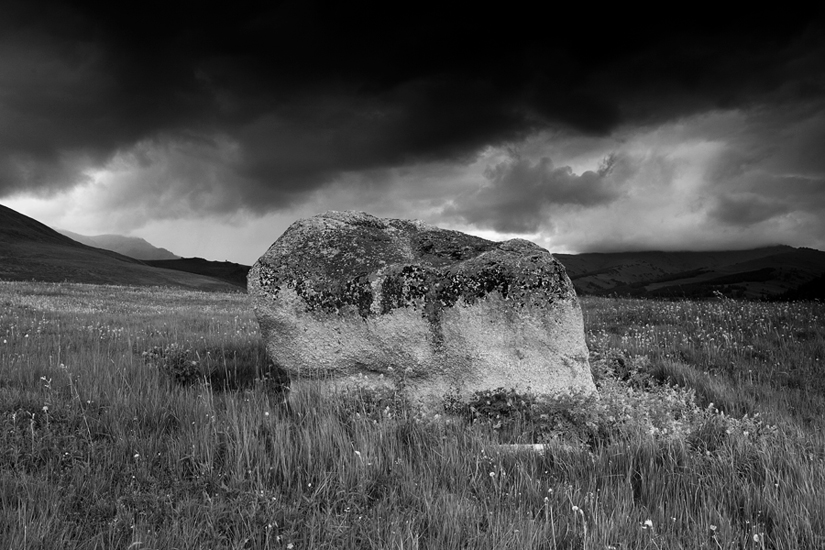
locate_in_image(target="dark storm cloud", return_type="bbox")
[1,1,823,214]
[710,193,792,226]
[710,174,825,226]
[446,154,625,234]
[231,78,529,206]
[703,105,825,229]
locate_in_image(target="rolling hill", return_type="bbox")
[0,204,240,291]
[555,246,825,299]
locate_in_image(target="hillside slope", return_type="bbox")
[0,204,239,291]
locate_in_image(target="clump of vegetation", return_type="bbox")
[335,384,411,423]
[143,343,204,386]
[1,281,824,549]
[142,341,287,396]
[444,352,737,452]
[444,386,597,447]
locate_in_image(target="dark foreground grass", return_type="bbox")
[1,281,824,549]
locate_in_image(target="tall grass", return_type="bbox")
[1,281,823,549]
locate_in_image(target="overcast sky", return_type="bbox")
[2,3,824,264]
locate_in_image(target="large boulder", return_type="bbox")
[248,211,595,411]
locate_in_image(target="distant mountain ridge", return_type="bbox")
[3,203,824,298]
[58,229,179,260]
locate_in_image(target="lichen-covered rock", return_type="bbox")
[248,211,595,411]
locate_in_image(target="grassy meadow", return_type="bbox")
[1,281,824,549]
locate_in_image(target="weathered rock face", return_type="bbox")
[248,211,595,410]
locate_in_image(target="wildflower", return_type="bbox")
[643,519,653,529]
[710,524,717,532]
